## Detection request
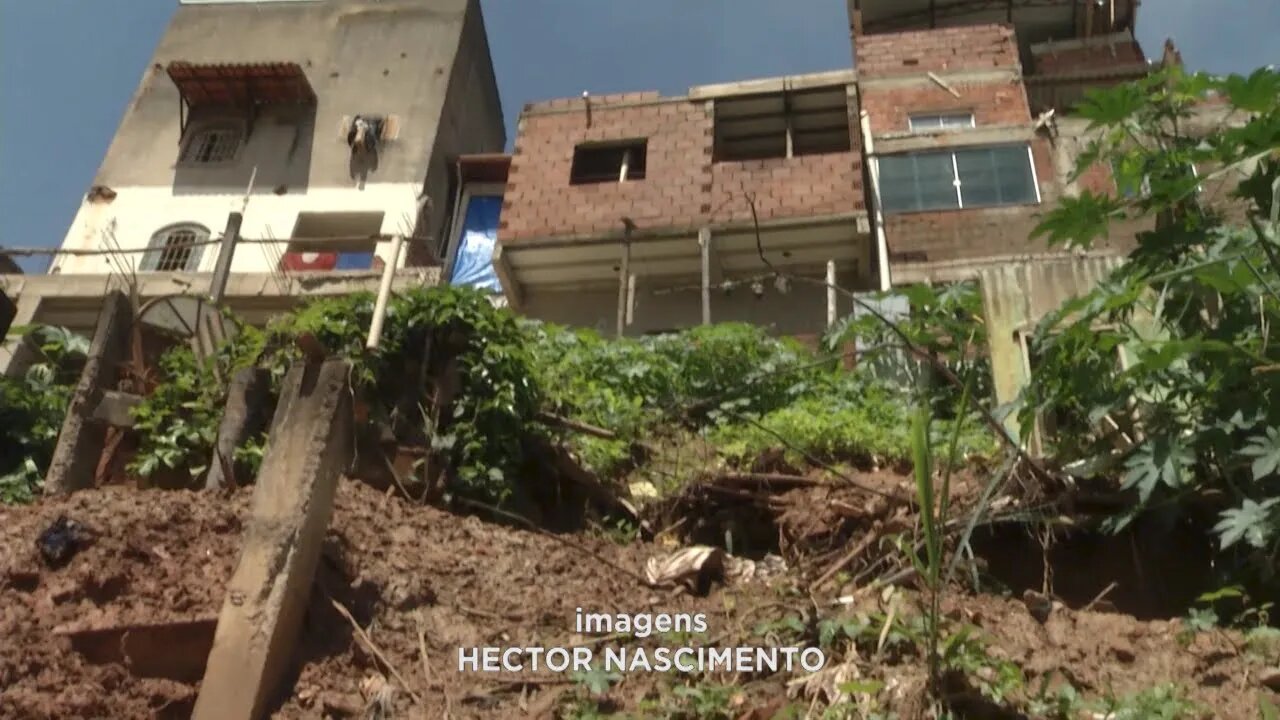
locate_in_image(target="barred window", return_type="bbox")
[141,223,209,272]
[181,125,241,164]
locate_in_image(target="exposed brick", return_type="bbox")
[860,78,1031,134]
[499,96,864,244]
[856,24,1020,77]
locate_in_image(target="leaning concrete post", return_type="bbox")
[193,360,353,720]
[45,290,133,495]
[204,367,272,491]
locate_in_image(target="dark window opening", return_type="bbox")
[714,86,852,162]
[571,141,648,185]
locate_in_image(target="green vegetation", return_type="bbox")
[1024,66,1280,592]
[0,326,85,502]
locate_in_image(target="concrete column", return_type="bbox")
[193,360,353,720]
[204,367,273,491]
[44,291,133,495]
[0,292,42,378]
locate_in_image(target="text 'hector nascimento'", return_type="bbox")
[456,609,827,674]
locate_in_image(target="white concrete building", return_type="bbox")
[2,0,505,373]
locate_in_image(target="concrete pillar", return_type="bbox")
[193,359,353,720]
[0,292,42,378]
[44,291,133,495]
[204,367,273,491]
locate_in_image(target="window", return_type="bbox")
[284,212,384,271]
[570,141,647,184]
[142,223,209,272]
[447,190,504,293]
[181,124,241,164]
[908,112,975,132]
[714,86,851,162]
[879,145,1039,213]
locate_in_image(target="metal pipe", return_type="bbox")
[860,109,892,292]
[365,234,405,350]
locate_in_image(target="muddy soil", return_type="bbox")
[0,480,1275,719]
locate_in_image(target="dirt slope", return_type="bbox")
[0,480,1274,719]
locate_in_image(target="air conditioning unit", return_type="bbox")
[280,251,338,272]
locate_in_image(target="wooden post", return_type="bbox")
[365,234,404,350]
[698,228,712,326]
[209,212,243,305]
[193,360,353,720]
[44,291,133,495]
[826,260,838,329]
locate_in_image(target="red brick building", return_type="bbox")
[467,0,1166,335]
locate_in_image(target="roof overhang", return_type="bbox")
[494,214,873,308]
[853,0,1139,49]
[166,61,316,109]
[457,153,512,185]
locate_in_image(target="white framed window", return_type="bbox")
[180,124,242,164]
[879,144,1040,212]
[908,112,976,132]
[141,223,209,272]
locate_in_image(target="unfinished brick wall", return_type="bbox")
[710,152,864,224]
[500,91,864,245]
[501,100,712,243]
[855,24,1020,77]
[860,79,1031,134]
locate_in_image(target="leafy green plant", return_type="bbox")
[1023,66,1280,592]
[0,325,88,503]
[128,345,222,481]
[1094,683,1197,719]
[662,683,739,720]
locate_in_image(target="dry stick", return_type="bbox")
[329,596,424,706]
[812,531,881,590]
[535,411,618,439]
[415,611,454,719]
[1081,581,1119,612]
[452,496,655,587]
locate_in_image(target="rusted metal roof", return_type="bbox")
[166,61,316,108]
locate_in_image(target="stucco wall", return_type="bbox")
[54,184,422,275]
[54,0,505,276]
[94,0,474,189]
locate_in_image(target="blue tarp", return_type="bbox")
[449,195,503,293]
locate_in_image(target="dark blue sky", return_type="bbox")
[1,0,1276,271]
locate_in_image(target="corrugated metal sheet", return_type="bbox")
[166,62,316,108]
[979,256,1124,422]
